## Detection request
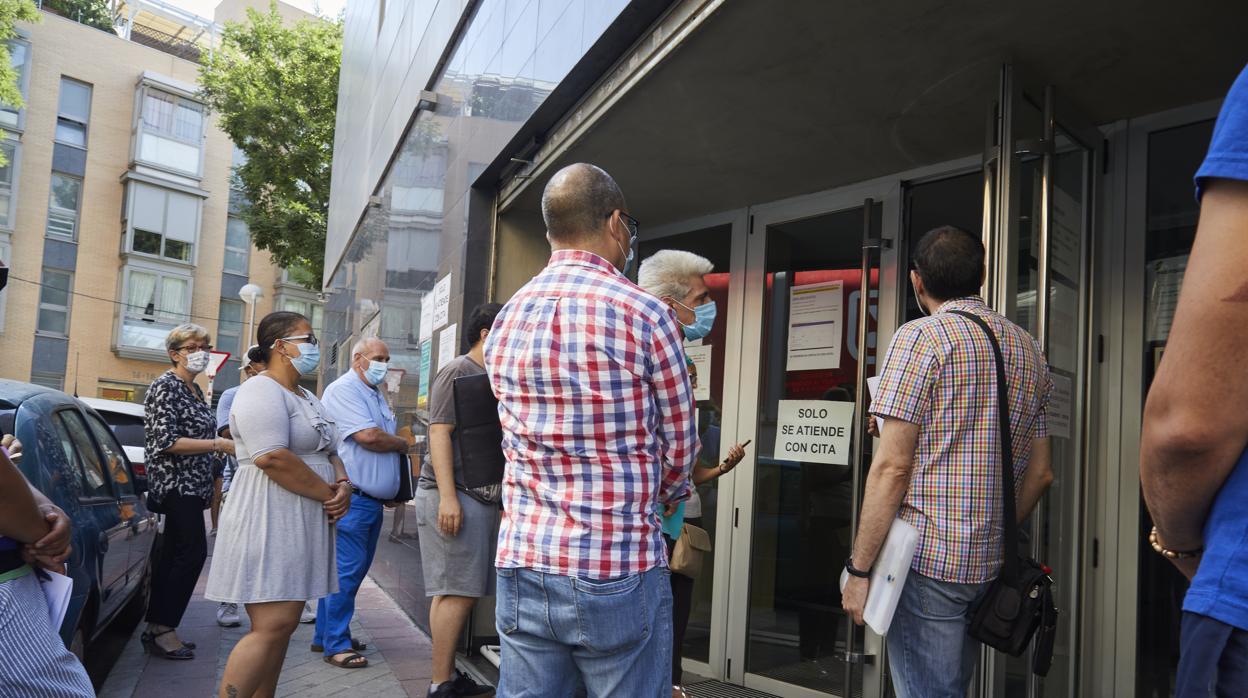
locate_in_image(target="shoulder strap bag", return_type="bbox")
[949,310,1058,677]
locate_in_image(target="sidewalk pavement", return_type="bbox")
[99,543,435,697]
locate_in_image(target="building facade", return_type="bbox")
[323,1,1248,696]
[0,0,322,403]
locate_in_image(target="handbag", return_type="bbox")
[950,310,1058,677]
[393,453,415,504]
[669,523,712,578]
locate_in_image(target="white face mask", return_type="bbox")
[185,350,210,374]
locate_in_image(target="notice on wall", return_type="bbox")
[419,292,434,342]
[433,274,452,330]
[1048,373,1073,440]
[417,338,432,409]
[1051,186,1082,283]
[774,399,855,465]
[437,323,457,373]
[787,281,843,372]
[1146,255,1187,342]
[684,343,712,402]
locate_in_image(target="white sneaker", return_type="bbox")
[216,603,241,627]
[300,602,317,624]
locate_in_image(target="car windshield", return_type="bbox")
[96,411,144,449]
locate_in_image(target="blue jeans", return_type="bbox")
[1176,612,1248,697]
[495,566,672,698]
[314,494,383,655]
[887,570,991,698]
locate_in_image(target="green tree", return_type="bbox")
[0,0,38,164]
[199,4,341,289]
[43,0,112,33]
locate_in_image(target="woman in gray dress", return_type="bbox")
[206,311,352,698]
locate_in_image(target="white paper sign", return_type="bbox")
[437,323,457,372]
[787,281,843,371]
[1048,373,1073,439]
[774,399,855,465]
[433,274,452,330]
[419,292,434,342]
[1146,255,1187,342]
[684,344,712,402]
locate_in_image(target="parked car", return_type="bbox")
[79,397,147,486]
[0,380,157,659]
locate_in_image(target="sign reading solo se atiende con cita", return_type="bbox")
[774,400,856,465]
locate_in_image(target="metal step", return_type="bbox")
[685,680,780,698]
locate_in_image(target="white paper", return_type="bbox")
[787,281,843,371]
[839,518,919,636]
[865,376,884,435]
[418,292,434,342]
[39,569,73,631]
[1146,255,1187,342]
[433,274,452,330]
[1048,282,1079,374]
[1051,186,1082,283]
[1048,373,1073,440]
[684,344,712,402]
[774,399,854,465]
[437,323,457,372]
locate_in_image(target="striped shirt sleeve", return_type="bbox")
[872,322,940,425]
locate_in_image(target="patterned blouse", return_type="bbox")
[144,370,216,503]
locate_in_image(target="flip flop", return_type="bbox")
[324,651,368,669]
[311,638,366,653]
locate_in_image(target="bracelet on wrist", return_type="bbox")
[845,557,871,579]
[1149,526,1202,560]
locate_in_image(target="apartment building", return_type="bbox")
[0,0,323,402]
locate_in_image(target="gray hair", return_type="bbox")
[352,336,387,358]
[637,250,714,301]
[165,323,210,364]
[541,163,625,243]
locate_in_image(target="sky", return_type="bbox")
[166,0,346,22]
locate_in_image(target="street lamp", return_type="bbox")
[238,283,262,355]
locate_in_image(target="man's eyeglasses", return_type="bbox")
[606,210,640,239]
[279,334,319,347]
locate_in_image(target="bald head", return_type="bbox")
[542,163,626,243]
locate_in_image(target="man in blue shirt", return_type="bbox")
[317,337,409,669]
[1141,62,1248,696]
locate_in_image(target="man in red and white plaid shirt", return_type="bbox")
[484,163,697,697]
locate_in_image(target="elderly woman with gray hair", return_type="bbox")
[638,249,747,698]
[141,323,234,659]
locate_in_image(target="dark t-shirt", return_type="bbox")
[418,354,486,489]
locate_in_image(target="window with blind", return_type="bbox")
[55,78,91,148]
[46,173,81,239]
[224,217,249,274]
[118,265,192,352]
[136,86,204,175]
[127,181,200,262]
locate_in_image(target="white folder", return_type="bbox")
[839,517,919,636]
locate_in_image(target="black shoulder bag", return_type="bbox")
[949,310,1058,677]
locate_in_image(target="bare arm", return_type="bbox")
[1016,437,1054,524]
[429,423,462,535]
[165,436,233,456]
[254,448,336,501]
[0,450,51,543]
[351,427,408,454]
[850,418,920,570]
[1141,179,1248,561]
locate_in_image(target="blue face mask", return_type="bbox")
[363,359,388,386]
[284,340,321,375]
[676,300,717,341]
[612,216,638,276]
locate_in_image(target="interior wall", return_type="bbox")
[493,214,550,300]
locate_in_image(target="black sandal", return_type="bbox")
[324,651,368,669]
[141,630,194,660]
[311,638,366,653]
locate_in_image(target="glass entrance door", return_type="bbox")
[983,65,1100,697]
[729,183,903,698]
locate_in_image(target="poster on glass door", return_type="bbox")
[787,280,843,372]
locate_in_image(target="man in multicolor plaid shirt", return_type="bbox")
[842,226,1054,697]
[484,163,698,697]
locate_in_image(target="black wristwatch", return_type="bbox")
[845,557,871,579]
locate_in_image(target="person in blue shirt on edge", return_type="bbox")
[316,337,409,669]
[1141,61,1248,697]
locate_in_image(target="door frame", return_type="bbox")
[642,208,752,682]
